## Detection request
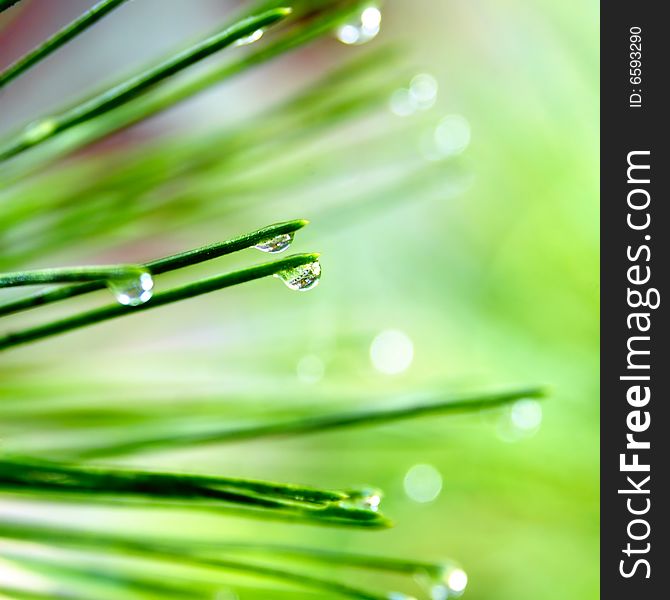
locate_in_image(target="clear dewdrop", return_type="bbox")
[390,73,439,117]
[409,73,439,110]
[274,261,321,291]
[335,5,382,45]
[346,488,383,512]
[426,565,469,600]
[234,29,264,46]
[254,232,295,253]
[107,270,154,306]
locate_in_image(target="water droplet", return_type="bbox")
[433,114,471,157]
[403,464,442,503]
[390,73,438,118]
[274,261,321,291]
[234,29,264,46]
[335,5,382,45]
[361,6,382,29]
[446,568,468,594]
[107,270,154,306]
[497,398,542,442]
[511,398,543,431]
[415,564,468,600]
[389,88,416,117]
[296,354,325,384]
[428,566,468,599]
[346,488,383,512]
[370,329,414,375]
[254,232,294,253]
[409,73,438,110]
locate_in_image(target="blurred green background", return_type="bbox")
[0,1,598,599]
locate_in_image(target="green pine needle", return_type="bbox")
[0,0,21,14]
[0,0,131,88]
[0,252,320,351]
[0,519,429,600]
[0,2,557,598]
[0,455,389,529]
[0,2,373,170]
[67,387,546,459]
[0,219,308,316]
[0,264,148,288]
[0,7,292,161]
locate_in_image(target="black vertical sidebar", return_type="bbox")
[601,2,668,598]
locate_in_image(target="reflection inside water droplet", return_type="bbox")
[234,29,264,46]
[107,270,154,306]
[336,5,382,45]
[274,261,321,291]
[347,488,383,512]
[254,232,294,253]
